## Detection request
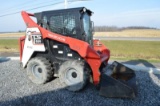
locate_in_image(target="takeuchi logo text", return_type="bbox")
[48,33,66,42]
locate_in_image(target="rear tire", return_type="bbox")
[59,60,89,91]
[27,57,53,84]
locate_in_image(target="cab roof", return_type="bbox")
[35,7,92,15]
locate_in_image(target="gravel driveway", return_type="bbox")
[0,60,160,106]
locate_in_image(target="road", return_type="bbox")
[0,59,160,106]
[1,36,160,41]
[94,36,160,41]
[0,52,19,57]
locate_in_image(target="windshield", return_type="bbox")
[82,13,92,45]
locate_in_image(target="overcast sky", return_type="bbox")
[0,0,160,32]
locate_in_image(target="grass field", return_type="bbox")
[0,39,18,52]
[101,40,160,62]
[0,32,24,37]
[94,29,160,37]
[0,39,160,62]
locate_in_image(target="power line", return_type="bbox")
[1,0,37,12]
[0,1,64,18]
[0,0,92,18]
[26,1,64,11]
[24,0,62,10]
[1,0,61,14]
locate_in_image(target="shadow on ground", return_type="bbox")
[122,59,156,68]
[0,59,160,106]
[0,57,10,63]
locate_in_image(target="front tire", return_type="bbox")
[59,60,89,91]
[27,57,53,84]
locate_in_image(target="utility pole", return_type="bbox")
[64,0,68,9]
[64,0,91,9]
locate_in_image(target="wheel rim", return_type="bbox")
[64,68,82,85]
[31,64,43,79]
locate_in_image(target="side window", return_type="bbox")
[50,15,63,34]
[42,16,48,29]
[49,13,77,36]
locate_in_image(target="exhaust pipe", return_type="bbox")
[99,61,137,98]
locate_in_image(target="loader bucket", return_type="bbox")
[99,61,137,98]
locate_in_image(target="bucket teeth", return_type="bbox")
[99,61,137,98]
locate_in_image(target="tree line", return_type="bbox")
[94,26,158,32]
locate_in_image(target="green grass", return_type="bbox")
[0,39,18,52]
[0,39,160,62]
[101,40,160,62]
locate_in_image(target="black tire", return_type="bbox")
[27,57,53,84]
[59,60,89,91]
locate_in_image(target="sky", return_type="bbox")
[0,0,160,32]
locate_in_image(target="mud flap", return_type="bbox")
[99,61,137,98]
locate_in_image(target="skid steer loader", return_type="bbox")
[19,7,137,98]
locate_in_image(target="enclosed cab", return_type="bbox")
[35,7,93,44]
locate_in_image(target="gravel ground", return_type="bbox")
[0,60,160,106]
